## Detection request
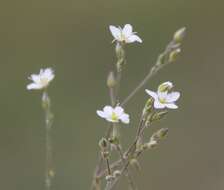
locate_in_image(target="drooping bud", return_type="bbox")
[142,98,153,119]
[99,138,109,150]
[113,170,121,178]
[130,158,141,171]
[158,81,173,92]
[105,175,115,182]
[151,128,169,142]
[168,48,181,63]
[107,71,116,88]
[173,27,186,43]
[150,111,168,122]
[145,140,158,149]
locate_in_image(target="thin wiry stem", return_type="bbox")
[42,91,54,190]
[121,41,177,107]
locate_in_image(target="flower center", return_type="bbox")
[111,112,119,121]
[40,77,49,86]
[159,97,167,104]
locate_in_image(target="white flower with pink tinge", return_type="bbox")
[27,68,54,90]
[97,105,130,124]
[145,81,180,109]
[109,24,142,44]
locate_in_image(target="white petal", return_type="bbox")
[30,74,41,83]
[103,106,113,115]
[154,100,166,109]
[158,91,168,100]
[126,35,142,43]
[96,110,107,118]
[145,89,158,100]
[109,25,121,40]
[114,106,124,116]
[122,24,133,37]
[27,83,42,90]
[120,113,130,124]
[165,103,178,109]
[166,92,180,102]
[43,68,54,80]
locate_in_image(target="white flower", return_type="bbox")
[27,68,54,90]
[145,82,180,109]
[96,105,130,124]
[109,24,142,44]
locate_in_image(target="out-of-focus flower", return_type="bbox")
[145,81,180,109]
[109,24,142,44]
[97,105,130,124]
[27,68,54,90]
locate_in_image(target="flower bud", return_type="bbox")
[107,71,116,88]
[130,158,141,171]
[145,140,158,149]
[151,128,169,141]
[105,175,115,182]
[173,27,186,43]
[150,111,168,122]
[158,81,173,92]
[113,170,121,177]
[99,138,108,150]
[142,98,153,118]
[169,48,181,63]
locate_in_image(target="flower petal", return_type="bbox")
[122,24,133,37]
[114,106,124,116]
[120,113,130,124]
[103,106,113,115]
[43,68,54,81]
[166,92,180,102]
[96,110,107,118]
[27,83,42,90]
[126,34,142,43]
[154,100,166,109]
[109,25,121,40]
[145,89,158,100]
[165,103,178,109]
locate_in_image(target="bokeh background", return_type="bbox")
[0,0,223,189]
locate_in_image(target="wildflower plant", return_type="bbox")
[27,68,55,190]
[91,24,186,190]
[27,24,186,190]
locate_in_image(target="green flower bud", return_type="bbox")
[150,111,168,122]
[151,128,169,141]
[173,27,186,43]
[99,138,108,150]
[142,98,153,118]
[168,48,181,63]
[107,71,116,88]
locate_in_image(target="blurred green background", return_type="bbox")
[0,0,223,189]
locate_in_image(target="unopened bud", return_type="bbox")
[142,98,153,118]
[113,170,121,177]
[146,140,158,149]
[169,48,181,63]
[107,72,116,88]
[130,158,141,171]
[101,151,109,159]
[150,111,168,122]
[173,27,186,43]
[158,81,173,92]
[151,128,169,141]
[99,138,108,150]
[105,175,115,182]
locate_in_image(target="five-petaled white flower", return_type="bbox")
[145,81,180,109]
[109,24,142,44]
[96,105,130,124]
[27,68,55,90]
